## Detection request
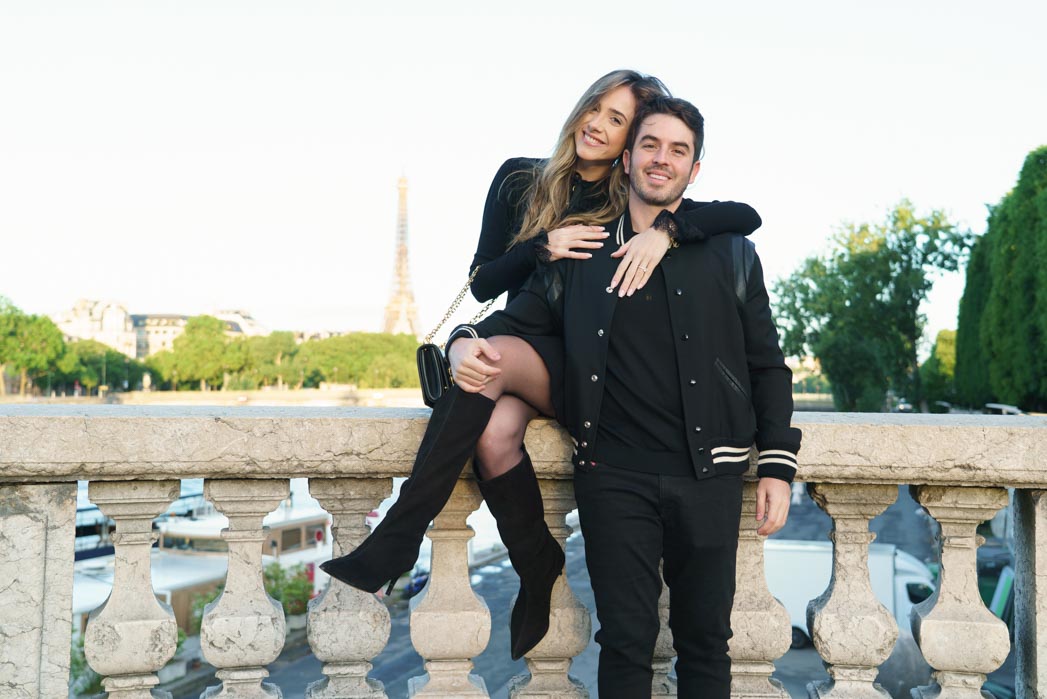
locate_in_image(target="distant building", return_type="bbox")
[52,300,137,358]
[132,314,190,358]
[53,300,253,360]
[383,177,421,338]
[212,309,268,337]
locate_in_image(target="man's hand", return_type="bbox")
[609,227,672,297]
[755,478,792,536]
[448,338,501,392]
[545,225,608,262]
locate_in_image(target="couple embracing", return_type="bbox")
[323,69,802,699]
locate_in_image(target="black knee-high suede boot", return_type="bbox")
[320,386,496,593]
[477,450,566,660]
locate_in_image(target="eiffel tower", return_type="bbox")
[383,176,421,337]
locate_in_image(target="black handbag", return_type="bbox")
[416,267,494,407]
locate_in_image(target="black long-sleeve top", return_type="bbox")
[469,157,764,303]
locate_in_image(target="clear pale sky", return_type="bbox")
[2,1,1044,358]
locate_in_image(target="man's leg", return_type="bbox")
[661,473,744,699]
[574,464,664,698]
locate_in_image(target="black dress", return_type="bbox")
[468,157,762,426]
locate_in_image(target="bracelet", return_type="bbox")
[533,230,552,263]
[652,210,680,248]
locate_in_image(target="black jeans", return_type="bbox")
[573,463,743,699]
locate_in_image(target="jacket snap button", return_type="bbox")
[689,379,697,386]
[584,421,591,428]
[675,288,683,296]
[698,447,705,454]
[591,374,598,382]
[702,467,709,474]
[606,286,614,293]
[681,333,689,341]
[694,426,702,432]
[597,329,604,337]
[581,441,588,448]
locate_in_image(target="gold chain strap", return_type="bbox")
[424,267,496,345]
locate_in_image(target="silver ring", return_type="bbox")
[638,266,648,273]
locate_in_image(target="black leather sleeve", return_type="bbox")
[661,200,763,244]
[739,249,802,481]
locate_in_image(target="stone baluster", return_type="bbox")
[729,479,792,698]
[1014,489,1047,698]
[200,479,290,699]
[806,483,899,698]
[910,486,1010,699]
[84,480,180,699]
[652,568,676,697]
[408,478,490,697]
[0,483,77,699]
[306,477,393,699]
[509,478,591,698]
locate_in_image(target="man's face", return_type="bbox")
[622,113,702,207]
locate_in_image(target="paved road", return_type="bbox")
[179,485,1016,698]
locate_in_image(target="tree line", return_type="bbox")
[145,317,419,391]
[0,300,419,395]
[773,201,971,411]
[955,146,1047,411]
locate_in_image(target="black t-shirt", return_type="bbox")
[594,219,690,476]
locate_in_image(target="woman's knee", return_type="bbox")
[476,409,528,462]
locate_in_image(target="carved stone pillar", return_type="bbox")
[509,478,590,698]
[306,477,393,699]
[910,486,1010,699]
[729,479,791,698]
[200,479,290,699]
[408,479,490,697]
[84,480,180,699]
[0,483,77,699]
[1013,489,1047,698]
[651,570,676,697]
[806,483,899,698]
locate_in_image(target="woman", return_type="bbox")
[321,70,760,660]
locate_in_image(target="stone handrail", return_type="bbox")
[1,406,1046,698]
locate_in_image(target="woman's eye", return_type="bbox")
[611,117,623,126]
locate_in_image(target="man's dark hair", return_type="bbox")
[627,96,705,163]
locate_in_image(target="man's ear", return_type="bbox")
[623,149,631,174]
[688,160,701,185]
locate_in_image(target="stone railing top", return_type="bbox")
[0,406,1045,487]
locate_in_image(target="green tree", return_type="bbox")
[920,329,956,409]
[246,331,299,388]
[6,314,65,395]
[774,201,970,411]
[57,340,142,395]
[980,147,1047,409]
[955,232,995,407]
[172,316,229,390]
[0,297,24,395]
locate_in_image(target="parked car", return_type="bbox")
[984,403,1027,415]
[764,539,935,648]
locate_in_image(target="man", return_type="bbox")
[447,96,801,698]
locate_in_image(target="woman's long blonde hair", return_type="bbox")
[511,70,670,246]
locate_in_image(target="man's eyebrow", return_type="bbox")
[671,141,692,152]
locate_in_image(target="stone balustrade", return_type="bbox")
[1,406,1046,699]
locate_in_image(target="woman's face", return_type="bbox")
[573,85,637,166]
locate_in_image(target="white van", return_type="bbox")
[764,539,935,647]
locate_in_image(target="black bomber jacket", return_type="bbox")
[448,204,802,482]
